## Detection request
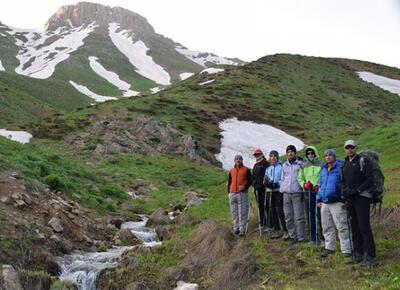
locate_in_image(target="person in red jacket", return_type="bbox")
[228,155,252,237]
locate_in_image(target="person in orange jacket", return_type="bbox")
[228,155,252,237]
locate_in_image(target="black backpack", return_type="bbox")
[359,150,385,214]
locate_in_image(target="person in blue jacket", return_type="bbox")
[264,150,287,238]
[317,149,351,261]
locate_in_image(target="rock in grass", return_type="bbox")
[48,217,64,233]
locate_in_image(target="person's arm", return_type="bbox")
[297,168,306,188]
[227,172,232,193]
[357,158,374,192]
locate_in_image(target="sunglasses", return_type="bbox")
[345,146,355,150]
[306,152,315,155]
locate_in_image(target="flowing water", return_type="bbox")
[57,217,160,290]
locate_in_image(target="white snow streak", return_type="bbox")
[179,72,194,80]
[13,23,97,79]
[88,56,139,97]
[108,23,171,85]
[0,129,32,144]
[175,46,238,67]
[357,71,400,96]
[69,81,117,103]
[150,87,163,94]
[216,118,305,170]
[198,79,215,86]
[0,60,5,71]
[201,68,225,75]
[173,281,199,290]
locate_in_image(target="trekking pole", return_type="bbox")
[267,189,273,234]
[308,188,312,243]
[254,189,262,237]
[346,208,354,258]
[315,197,319,250]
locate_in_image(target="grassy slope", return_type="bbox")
[39,54,400,153]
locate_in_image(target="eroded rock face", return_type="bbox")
[67,115,222,167]
[1,265,23,290]
[44,2,154,36]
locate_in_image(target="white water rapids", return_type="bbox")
[57,217,160,290]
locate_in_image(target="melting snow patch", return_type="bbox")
[109,23,171,85]
[357,71,400,96]
[0,129,32,144]
[201,68,224,75]
[175,46,238,67]
[198,79,215,86]
[180,72,194,80]
[0,60,5,71]
[69,81,118,103]
[89,56,139,96]
[150,87,163,94]
[173,281,199,290]
[216,118,305,170]
[13,22,97,79]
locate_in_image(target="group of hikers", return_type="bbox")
[227,140,379,267]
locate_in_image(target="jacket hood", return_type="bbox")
[305,145,320,161]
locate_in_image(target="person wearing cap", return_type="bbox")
[317,149,352,261]
[228,155,252,237]
[252,149,271,233]
[341,140,376,266]
[264,150,287,238]
[280,145,305,243]
[297,146,323,245]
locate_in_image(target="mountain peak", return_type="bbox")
[44,2,154,33]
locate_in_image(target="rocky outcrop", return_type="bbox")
[67,115,222,167]
[0,265,23,290]
[147,208,170,226]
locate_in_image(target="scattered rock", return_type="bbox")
[1,265,23,290]
[1,196,10,204]
[14,199,27,209]
[185,197,203,210]
[163,267,183,281]
[48,217,64,233]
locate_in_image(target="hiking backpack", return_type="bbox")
[359,150,385,213]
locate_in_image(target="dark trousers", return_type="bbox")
[255,187,271,228]
[348,196,376,257]
[270,191,286,232]
[304,191,323,242]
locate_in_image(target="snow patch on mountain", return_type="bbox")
[0,129,32,144]
[150,87,164,94]
[0,60,5,71]
[357,71,400,96]
[198,79,215,86]
[175,46,238,67]
[12,22,97,79]
[216,118,305,170]
[69,81,118,102]
[201,68,225,74]
[179,72,194,80]
[89,56,139,96]
[108,23,171,85]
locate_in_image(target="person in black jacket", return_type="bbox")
[252,149,271,233]
[341,140,376,266]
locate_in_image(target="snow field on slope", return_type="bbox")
[357,71,400,96]
[215,118,305,170]
[11,23,97,79]
[0,129,32,144]
[198,79,215,86]
[69,81,118,102]
[175,46,238,67]
[89,56,139,96]
[0,60,5,71]
[108,23,171,86]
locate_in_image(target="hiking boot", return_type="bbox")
[320,249,335,258]
[346,253,363,264]
[233,229,240,235]
[289,238,298,245]
[238,232,246,238]
[359,255,375,267]
[269,231,282,239]
[282,233,291,241]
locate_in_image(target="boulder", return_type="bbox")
[48,217,64,233]
[113,229,141,246]
[1,265,23,290]
[147,208,170,226]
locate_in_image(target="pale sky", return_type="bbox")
[1,0,399,68]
